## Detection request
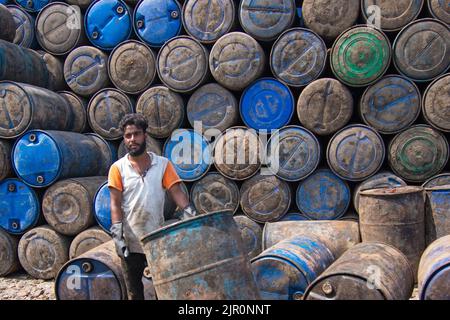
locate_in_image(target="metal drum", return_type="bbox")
[252,236,335,300]
[423,173,450,188]
[35,2,86,55]
[0,81,71,139]
[108,40,156,95]
[12,130,108,187]
[303,242,415,300]
[423,74,450,132]
[280,212,311,222]
[87,88,134,140]
[270,28,327,88]
[233,214,263,260]
[84,0,132,51]
[18,225,70,279]
[213,126,263,180]
[428,0,450,24]
[266,126,320,182]
[14,0,51,12]
[388,125,449,183]
[297,78,353,136]
[190,172,240,215]
[239,0,296,41]
[358,186,426,274]
[393,19,450,82]
[59,91,87,133]
[0,228,19,276]
[331,26,391,87]
[136,86,184,139]
[69,226,111,259]
[182,0,235,44]
[0,139,12,180]
[296,169,350,220]
[118,134,162,158]
[262,220,361,257]
[56,241,127,300]
[353,171,407,214]
[360,75,421,135]
[157,36,209,93]
[240,174,291,223]
[36,50,65,91]
[141,211,261,300]
[240,78,294,131]
[302,0,360,42]
[163,129,211,182]
[418,235,450,300]
[209,32,265,91]
[63,46,109,97]
[134,0,182,48]
[42,177,107,236]
[327,125,385,182]
[93,181,112,232]
[65,0,94,9]
[339,211,360,222]
[7,5,36,48]
[361,0,424,32]
[425,186,450,244]
[0,3,16,42]
[84,133,117,176]
[187,83,238,135]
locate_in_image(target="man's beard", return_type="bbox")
[127,140,147,157]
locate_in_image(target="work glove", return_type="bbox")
[110,222,130,259]
[174,204,198,220]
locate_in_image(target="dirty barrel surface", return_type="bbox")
[425,185,450,244]
[233,214,263,260]
[7,5,36,48]
[69,226,112,259]
[59,91,88,133]
[0,227,20,276]
[428,0,450,24]
[422,74,450,132]
[0,3,16,42]
[0,139,12,180]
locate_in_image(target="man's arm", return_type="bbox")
[110,187,124,224]
[167,182,189,210]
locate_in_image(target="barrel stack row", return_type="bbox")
[0,0,449,300]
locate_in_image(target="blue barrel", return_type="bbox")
[0,0,10,4]
[85,0,132,51]
[423,173,450,188]
[14,0,51,12]
[12,130,107,188]
[163,129,211,182]
[280,212,311,222]
[251,236,335,300]
[94,181,111,233]
[296,169,351,220]
[0,178,40,234]
[240,78,294,131]
[134,0,182,48]
[425,186,450,244]
[7,5,36,48]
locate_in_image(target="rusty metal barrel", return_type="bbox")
[136,86,184,139]
[209,32,265,91]
[0,228,20,276]
[423,173,450,188]
[59,91,87,133]
[141,211,261,300]
[0,139,12,180]
[360,75,421,135]
[18,225,71,280]
[84,133,117,176]
[233,215,263,260]
[182,0,235,44]
[191,172,240,215]
[428,0,450,24]
[213,126,263,180]
[388,125,449,183]
[0,4,16,42]
[425,186,450,244]
[423,74,450,132]
[7,5,36,48]
[42,177,107,236]
[69,226,111,259]
[262,220,361,258]
[303,242,415,300]
[36,50,65,91]
[394,19,450,82]
[240,174,291,223]
[65,0,94,9]
[56,241,127,300]
[118,133,162,158]
[418,235,450,300]
[358,186,426,274]
[63,46,109,97]
[297,78,353,136]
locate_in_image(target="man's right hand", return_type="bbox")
[110,222,130,259]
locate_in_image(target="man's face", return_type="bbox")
[124,125,146,157]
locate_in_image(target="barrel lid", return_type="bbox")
[420,265,450,300]
[7,4,35,48]
[233,214,262,260]
[422,173,450,188]
[15,0,51,12]
[134,0,182,47]
[59,91,87,133]
[13,130,62,187]
[423,74,450,132]
[424,184,450,192]
[428,0,450,24]
[0,178,40,234]
[93,181,112,233]
[240,78,294,131]
[85,0,132,50]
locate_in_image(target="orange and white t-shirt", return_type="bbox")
[108,152,181,253]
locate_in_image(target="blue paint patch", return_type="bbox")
[14,0,51,12]
[94,182,111,233]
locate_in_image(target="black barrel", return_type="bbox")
[84,133,117,176]
[423,73,450,132]
[7,5,36,48]
[36,50,65,91]
[0,139,12,180]
[0,228,20,276]
[0,4,16,42]
[233,214,263,260]
[59,91,87,133]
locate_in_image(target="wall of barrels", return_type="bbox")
[0,0,449,300]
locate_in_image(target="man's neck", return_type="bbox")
[128,152,149,164]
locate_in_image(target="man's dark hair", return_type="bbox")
[119,113,148,133]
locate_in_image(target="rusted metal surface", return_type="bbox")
[7,5,36,48]
[209,32,265,91]
[118,134,162,158]
[36,50,65,91]
[0,139,12,180]
[0,4,16,42]
[428,0,450,24]
[59,91,87,133]
[262,220,361,258]
[358,186,426,275]
[339,211,360,222]
[425,185,450,244]
[18,225,71,280]
[423,73,450,132]
[87,88,134,141]
[418,235,450,300]
[297,78,353,136]
[135,86,184,139]
[0,228,20,276]
[304,242,415,300]
[423,173,450,188]
[69,226,112,259]
[233,214,263,260]
[42,177,107,236]
[141,211,261,300]
[84,133,117,176]
[388,125,449,182]
[142,267,157,300]
[252,236,335,300]
[393,18,450,82]
[191,172,240,215]
[108,40,156,95]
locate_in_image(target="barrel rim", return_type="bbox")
[422,73,450,132]
[422,172,450,188]
[6,4,36,48]
[419,262,450,300]
[427,0,450,22]
[13,0,49,12]
[69,226,112,259]
[359,185,424,196]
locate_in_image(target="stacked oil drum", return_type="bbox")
[0,0,449,300]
